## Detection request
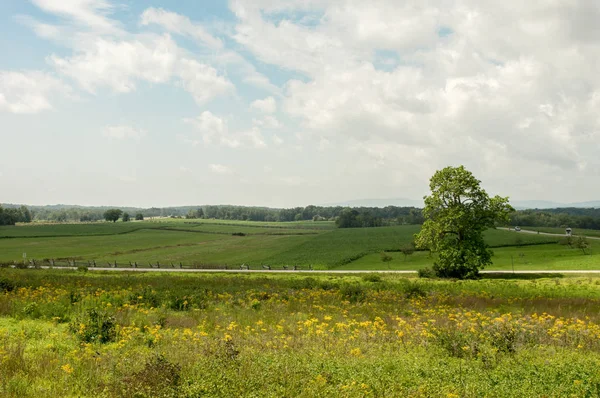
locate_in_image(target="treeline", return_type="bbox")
[0,205,32,225]
[510,209,600,230]
[201,204,424,224]
[5,202,600,230]
[2,203,424,225]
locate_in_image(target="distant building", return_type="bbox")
[565,228,572,236]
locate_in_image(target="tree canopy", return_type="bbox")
[103,209,123,223]
[0,205,32,226]
[414,166,513,279]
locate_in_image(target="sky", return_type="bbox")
[1,0,600,208]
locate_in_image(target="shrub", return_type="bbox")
[232,232,246,236]
[120,354,181,398]
[318,280,337,290]
[417,267,436,279]
[69,308,116,343]
[129,286,161,308]
[340,283,366,303]
[380,252,393,262]
[362,273,382,283]
[559,236,574,247]
[403,282,427,299]
[168,296,191,311]
[435,329,479,358]
[22,302,40,318]
[400,244,415,260]
[290,277,318,289]
[0,277,16,292]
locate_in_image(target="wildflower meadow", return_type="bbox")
[1,269,600,397]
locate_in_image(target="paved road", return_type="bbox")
[497,227,600,240]
[33,266,600,274]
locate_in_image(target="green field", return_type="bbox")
[2,269,600,397]
[1,220,585,270]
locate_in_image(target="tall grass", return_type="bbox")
[1,270,600,397]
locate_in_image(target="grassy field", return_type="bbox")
[0,221,578,270]
[1,269,600,397]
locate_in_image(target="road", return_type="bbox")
[497,227,600,240]
[31,266,600,274]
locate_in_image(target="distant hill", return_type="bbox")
[320,198,424,208]
[320,198,600,210]
[512,200,600,210]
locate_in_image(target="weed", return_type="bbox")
[120,354,181,398]
[340,283,366,302]
[417,267,436,278]
[69,308,116,343]
[362,273,382,283]
[0,277,16,292]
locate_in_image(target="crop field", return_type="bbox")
[1,220,597,270]
[1,269,600,397]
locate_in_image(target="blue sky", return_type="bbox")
[2,0,600,207]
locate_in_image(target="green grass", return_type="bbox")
[0,230,229,263]
[0,220,328,239]
[345,241,600,271]
[0,222,597,270]
[0,222,151,237]
[262,225,421,268]
[2,270,600,397]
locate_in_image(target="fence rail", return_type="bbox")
[1,258,314,271]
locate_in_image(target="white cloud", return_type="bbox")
[253,116,281,129]
[140,7,223,49]
[6,0,600,206]
[141,8,280,94]
[272,134,284,145]
[250,96,276,113]
[48,34,179,94]
[0,71,70,114]
[118,175,137,183]
[177,59,235,105]
[184,112,267,149]
[183,111,227,144]
[103,125,146,140]
[209,163,233,175]
[31,0,120,33]
[240,127,267,148]
[25,2,235,107]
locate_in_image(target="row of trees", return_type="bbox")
[1,203,424,224]
[0,205,32,226]
[103,209,144,222]
[335,208,384,228]
[5,200,600,231]
[510,210,600,230]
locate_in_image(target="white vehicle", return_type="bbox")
[514,226,521,232]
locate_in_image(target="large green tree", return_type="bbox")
[103,209,123,223]
[415,166,513,279]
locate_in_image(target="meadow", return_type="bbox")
[2,219,593,271]
[1,269,600,397]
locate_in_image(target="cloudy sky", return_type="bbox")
[1,0,600,208]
